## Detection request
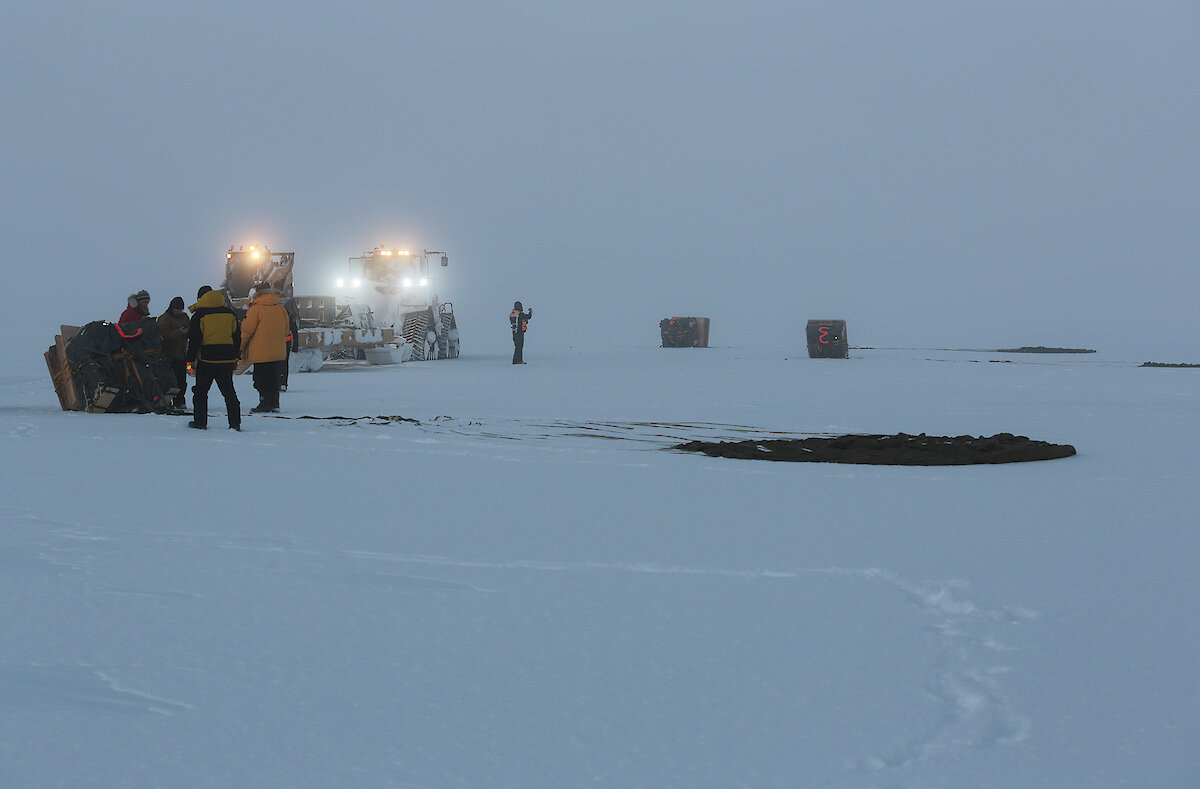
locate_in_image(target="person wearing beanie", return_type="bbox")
[119,290,151,324]
[157,296,190,408]
[509,300,532,364]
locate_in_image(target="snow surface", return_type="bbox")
[1,344,1197,788]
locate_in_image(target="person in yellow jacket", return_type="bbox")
[186,286,241,430]
[241,282,291,413]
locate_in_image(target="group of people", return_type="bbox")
[120,284,297,431]
[117,289,534,432]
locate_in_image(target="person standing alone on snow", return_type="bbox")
[157,296,190,409]
[510,301,532,364]
[241,282,290,413]
[120,290,151,324]
[187,286,241,431]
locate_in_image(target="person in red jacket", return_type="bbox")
[119,290,151,324]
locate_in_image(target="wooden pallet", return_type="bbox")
[45,325,82,411]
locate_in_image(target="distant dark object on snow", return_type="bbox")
[1139,361,1200,368]
[660,317,709,348]
[806,319,848,358]
[674,432,1076,465]
[995,346,1096,354]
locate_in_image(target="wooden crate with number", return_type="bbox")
[806,319,848,358]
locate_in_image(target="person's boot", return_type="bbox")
[251,402,271,413]
[187,421,206,430]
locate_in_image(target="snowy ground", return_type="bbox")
[1,344,1197,788]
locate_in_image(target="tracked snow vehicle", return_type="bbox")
[219,243,457,371]
[345,246,460,361]
[222,244,295,309]
[222,244,393,371]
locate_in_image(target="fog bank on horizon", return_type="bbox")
[2,1,1196,363]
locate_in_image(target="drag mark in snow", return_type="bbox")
[297,569,489,594]
[341,550,833,579]
[264,413,821,449]
[488,419,822,448]
[0,665,192,715]
[0,507,110,576]
[341,551,1035,772]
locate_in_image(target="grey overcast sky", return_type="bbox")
[3,1,1197,363]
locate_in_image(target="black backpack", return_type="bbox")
[65,319,179,412]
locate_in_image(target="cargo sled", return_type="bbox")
[46,319,179,413]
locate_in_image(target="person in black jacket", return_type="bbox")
[510,301,532,364]
[186,286,242,431]
[279,298,300,392]
[157,296,190,408]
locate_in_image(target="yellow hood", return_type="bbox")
[190,290,227,311]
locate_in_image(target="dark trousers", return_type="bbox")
[169,358,187,407]
[512,331,525,363]
[253,360,283,409]
[279,348,290,390]
[193,362,241,428]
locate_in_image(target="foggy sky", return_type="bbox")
[3,1,1197,364]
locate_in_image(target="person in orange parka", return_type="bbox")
[240,282,291,413]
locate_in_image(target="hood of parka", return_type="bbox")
[190,290,228,312]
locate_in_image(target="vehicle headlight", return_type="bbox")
[336,278,345,287]
[401,278,412,287]
[419,278,428,286]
